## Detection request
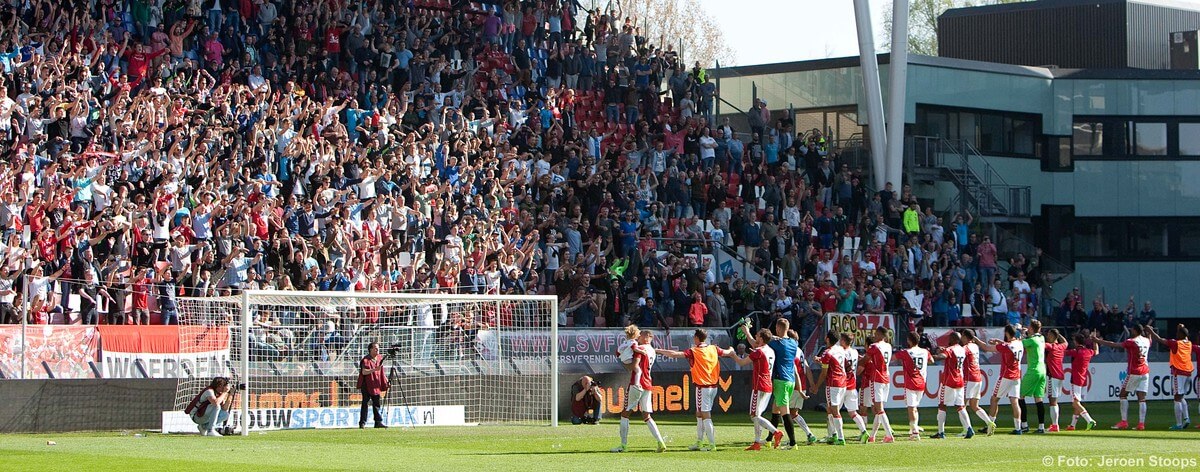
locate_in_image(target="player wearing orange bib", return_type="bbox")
[659,329,733,450]
[1148,324,1193,429]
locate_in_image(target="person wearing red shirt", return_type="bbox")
[1147,324,1194,429]
[931,332,975,439]
[119,39,167,88]
[1094,325,1151,430]
[895,332,931,441]
[728,329,782,450]
[356,343,390,429]
[959,329,996,435]
[813,331,849,445]
[861,326,895,443]
[131,267,151,325]
[686,292,707,327]
[1044,329,1068,432]
[612,330,666,453]
[975,325,1024,434]
[1063,333,1098,431]
[815,279,837,313]
[839,334,870,443]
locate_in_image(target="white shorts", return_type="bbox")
[940,386,965,407]
[1172,375,1191,396]
[750,390,772,417]
[863,382,890,408]
[1070,384,1086,401]
[844,388,861,412]
[789,384,805,410]
[1046,378,1063,399]
[905,389,923,408]
[695,386,718,413]
[993,378,1020,399]
[1122,374,1149,394]
[625,385,653,413]
[965,381,983,400]
[827,386,847,408]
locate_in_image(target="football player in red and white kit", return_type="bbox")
[814,331,849,445]
[838,333,870,443]
[1094,324,1151,430]
[611,330,666,453]
[1043,329,1068,432]
[975,325,1024,434]
[786,330,818,444]
[931,331,976,439]
[860,326,895,443]
[1064,332,1098,431]
[959,329,996,435]
[895,332,932,441]
[728,329,783,450]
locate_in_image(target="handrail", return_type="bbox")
[908,135,1031,218]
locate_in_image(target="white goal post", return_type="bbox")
[168,291,559,435]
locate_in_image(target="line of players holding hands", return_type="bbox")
[611,316,1195,452]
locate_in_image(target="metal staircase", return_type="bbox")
[908,136,1031,223]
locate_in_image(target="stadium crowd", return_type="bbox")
[0,0,1155,348]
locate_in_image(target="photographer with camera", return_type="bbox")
[570,375,603,425]
[357,342,390,429]
[184,377,238,436]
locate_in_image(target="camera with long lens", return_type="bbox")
[386,344,403,357]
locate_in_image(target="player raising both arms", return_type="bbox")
[814,331,849,445]
[931,331,975,439]
[786,330,818,444]
[1093,325,1150,430]
[611,330,666,453]
[1019,320,1048,434]
[959,329,996,435]
[861,326,896,443]
[727,329,783,450]
[658,329,733,450]
[1063,332,1098,431]
[976,325,1024,434]
[895,332,932,441]
[1147,324,1193,429]
[1043,329,1068,432]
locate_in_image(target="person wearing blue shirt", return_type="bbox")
[739,318,808,447]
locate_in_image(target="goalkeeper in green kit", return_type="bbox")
[1018,320,1047,433]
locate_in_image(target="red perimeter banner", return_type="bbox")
[0,325,101,379]
[97,325,231,379]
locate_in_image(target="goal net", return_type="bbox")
[166,291,558,434]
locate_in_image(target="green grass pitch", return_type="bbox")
[3,401,1197,471]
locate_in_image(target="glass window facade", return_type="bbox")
[1071,218,1200,261]
[916,106,1041,156]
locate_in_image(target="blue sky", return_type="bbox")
[697,0,894,66]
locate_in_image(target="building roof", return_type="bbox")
[941,0,1200,19]
[712,53,1200,81]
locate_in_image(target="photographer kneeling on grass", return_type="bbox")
[570,376,604,424]
[185,377,237,436]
